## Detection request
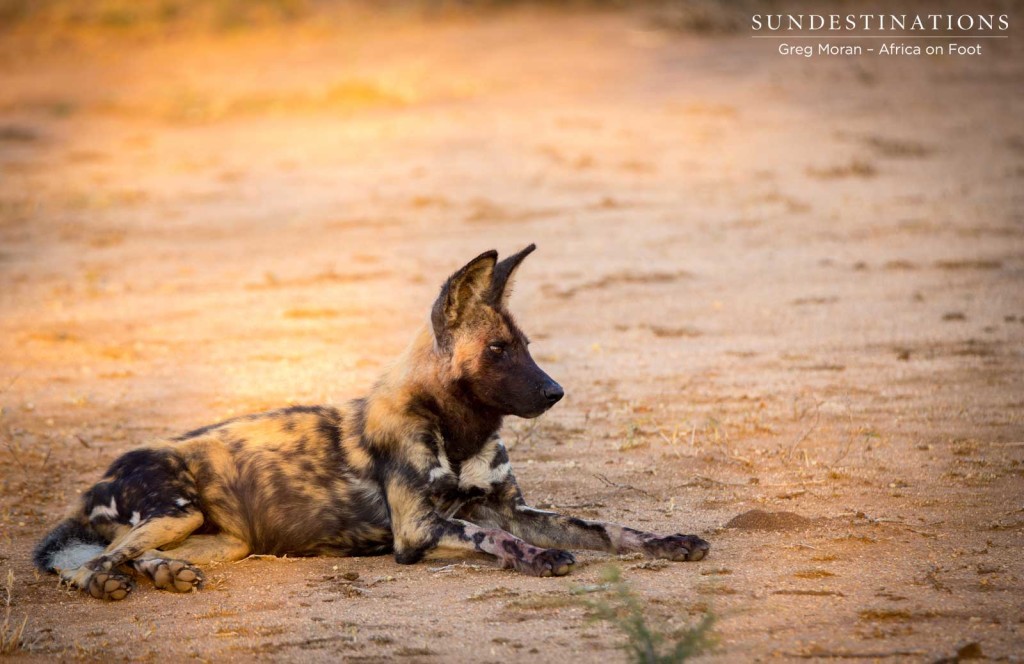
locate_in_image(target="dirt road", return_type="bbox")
[1,6,1022,661]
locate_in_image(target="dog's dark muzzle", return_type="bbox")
[541,382,564,407]
[519,379,562,417]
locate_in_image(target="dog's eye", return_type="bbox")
[488,343,506,355]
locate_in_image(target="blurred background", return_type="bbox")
[1,1,1022,660]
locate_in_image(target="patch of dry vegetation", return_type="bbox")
[579,566,714,663]
[1,570,28,655]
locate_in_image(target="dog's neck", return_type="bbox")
[368,325,503,466]
[416,388,502,467]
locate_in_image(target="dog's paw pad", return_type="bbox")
[88,571,133,601]
[645,534,710,562]
[151,559,205,593]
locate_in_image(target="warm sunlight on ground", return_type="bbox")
[1,2,1022,661]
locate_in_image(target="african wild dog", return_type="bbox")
[34,244,709,600]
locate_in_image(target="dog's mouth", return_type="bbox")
[491,378,563,419]
[517,398,563,420]
[517,381,564,418]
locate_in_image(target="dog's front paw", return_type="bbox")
[516,548,576,577]
[643,534,710,562]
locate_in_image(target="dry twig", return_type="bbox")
[593,473,653,497]
[787,401,822,461]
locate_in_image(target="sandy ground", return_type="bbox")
[1,6,1023,662]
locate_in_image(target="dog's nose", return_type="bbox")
[542,384,564,405]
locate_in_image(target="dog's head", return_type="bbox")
[430,244,562,419]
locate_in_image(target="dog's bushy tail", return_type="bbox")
[32,518,108,573]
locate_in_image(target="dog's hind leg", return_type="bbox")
[61,511,204,600]
[146,532,251,564]
[129,533,250,593]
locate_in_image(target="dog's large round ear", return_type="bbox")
[431,250,498,344]
[486,243,536,308]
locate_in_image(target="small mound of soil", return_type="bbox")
[725,509,811,531]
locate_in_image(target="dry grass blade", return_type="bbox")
[1,425,34,480]
[1,570,29,654]
[787,401,822,461]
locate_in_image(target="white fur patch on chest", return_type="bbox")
[458,438,511,491]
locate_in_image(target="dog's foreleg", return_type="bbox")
[429,518,576,576]
[386,473,575,576]
[460,500,710,562]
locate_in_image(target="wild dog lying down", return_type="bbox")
[34,244,709,600]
